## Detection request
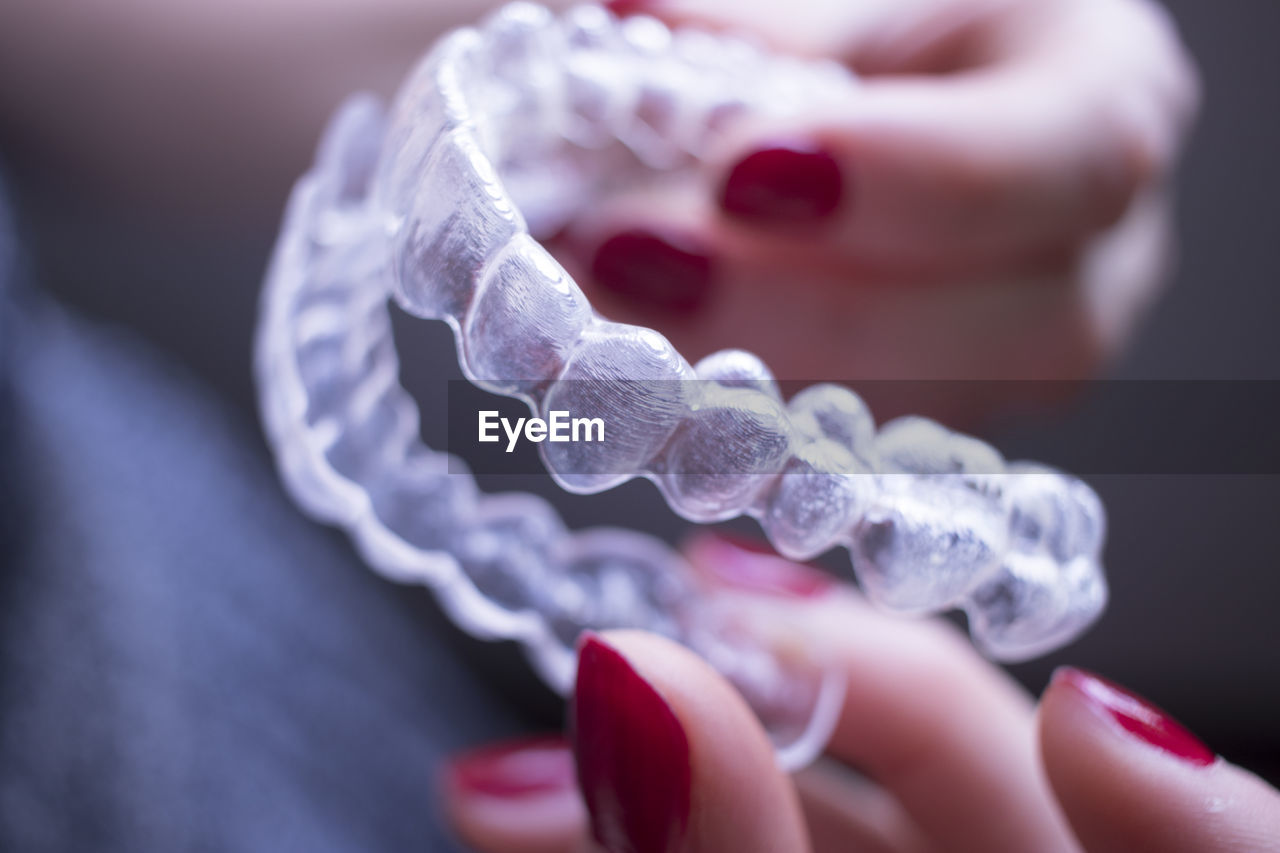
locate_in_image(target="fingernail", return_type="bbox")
[572,633,691,853]
[446,735,576,798]
[1054,668,1216,767]
[606,0,658,16]
[719,143,845,223]
[590,229,715,313]
[693,532,835,599]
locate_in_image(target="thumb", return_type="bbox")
[1039,668,1280,852]
[572,630,810,853]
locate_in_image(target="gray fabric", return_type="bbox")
[0,188,531,851]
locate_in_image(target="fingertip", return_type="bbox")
[1046,667,1216,767]
[588,228,717,314]
[445,735,579,799]
[572,632,693,853]
[717,141,848,226]
[573,630,810,853]
[441,736,587,853]
[1040,668,1280,852]
[604,0,661,18]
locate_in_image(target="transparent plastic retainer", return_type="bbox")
[255,3,1108,770]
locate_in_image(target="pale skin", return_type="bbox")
[432,6,1267,845]
[443,541,1280,853]
[550,0,1202,422]
[6,0,1268,848]
[1,0,1196,401]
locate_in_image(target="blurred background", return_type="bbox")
[1,1,1277,849]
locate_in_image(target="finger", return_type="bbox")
[441,735,592,853]
[795,759,928,853]
[1077,183,1174,366]
[549,181,865,373]
[552,179,1110,392]
[612,0,1200,272]
[548,181,722,325]
[571,630,811,853]
[685,533,1078,850]
[1040,668,1280,853]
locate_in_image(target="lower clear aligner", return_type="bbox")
[255,3,1108,771]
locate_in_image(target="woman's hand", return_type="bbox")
[557,0,1200,418]
[440,537,1280,852]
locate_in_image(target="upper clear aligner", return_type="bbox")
[255,3,1108,769]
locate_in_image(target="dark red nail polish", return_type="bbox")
[719,143,844,223]
[695,532,835,599]
[446,735,576,798]
[590,229,715,313]
[1055,668,1216,767]
[572,633,691,853]
[606,0,657,16]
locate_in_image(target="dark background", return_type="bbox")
[3,0,1278,809]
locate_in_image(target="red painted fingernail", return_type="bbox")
[446,735,576,798]
[590,229,715,313]
[719,143,845,223]
[572,633,691,853]
[1054,668,1216,767]
[606,0,658,16]
[693,532,835,599]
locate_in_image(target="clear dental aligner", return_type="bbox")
[256,4,1107,768]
